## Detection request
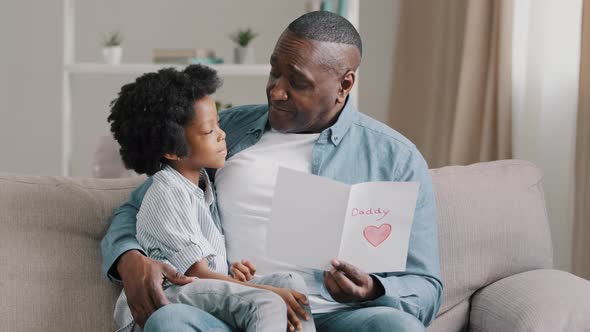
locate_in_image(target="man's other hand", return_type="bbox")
[323,259,385,303]
[117,250,193,327]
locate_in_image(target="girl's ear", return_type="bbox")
[163,153,180,161]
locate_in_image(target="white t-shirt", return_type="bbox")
[215,130,352,314]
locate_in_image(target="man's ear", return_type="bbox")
[337,70,356,103]
[163,153,180,161]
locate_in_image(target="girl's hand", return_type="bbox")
[230,259,256,281]
[270,287,310,331]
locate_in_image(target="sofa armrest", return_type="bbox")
[469,269,590,331]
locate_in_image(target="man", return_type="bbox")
[102,11,443,332]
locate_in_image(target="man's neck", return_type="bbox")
[298,101,346,134]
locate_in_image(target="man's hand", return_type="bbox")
[230,259,257,282]
[270,287,310,331]
[117,250,193,327]
[323,259,385,303]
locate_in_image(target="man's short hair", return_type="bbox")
[287,10,362,57]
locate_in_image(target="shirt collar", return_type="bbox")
[162,164,214,205]
[325,96,356,146]
[248,113,271,137]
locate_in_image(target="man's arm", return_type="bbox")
[365,148,443,325]
[100,177,153,281]
[101,176,194,327]
[324,148,443,326]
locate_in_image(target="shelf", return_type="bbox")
[60,0,359,176]
[65,63,271,76]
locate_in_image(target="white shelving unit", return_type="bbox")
[61,0,358,176]
[65,63,271,76]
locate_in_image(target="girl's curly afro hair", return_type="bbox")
[108,64,222,175]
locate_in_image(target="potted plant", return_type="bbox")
[102,31,123,65]
[230,28,258,64]
[215,100,233,111]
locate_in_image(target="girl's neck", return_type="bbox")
[170,163,202,186]
[183,170,201,186]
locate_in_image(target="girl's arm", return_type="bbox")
[186,259,266,289]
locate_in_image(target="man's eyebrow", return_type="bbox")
[269,55,312,82]
[289,64,311,81]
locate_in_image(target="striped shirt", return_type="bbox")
[136,164,228,276]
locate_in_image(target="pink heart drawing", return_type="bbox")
[363,224,392,247]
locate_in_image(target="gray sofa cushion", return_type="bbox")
[0,174,144,331]
[429,160,553,330]
[470,269,590,331]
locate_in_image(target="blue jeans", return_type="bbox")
[313,307,425,332]
[145,305,424,332]
[143,304,232,332]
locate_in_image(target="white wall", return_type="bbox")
[0,0,63,175]
[0,0,399,177]
[512,0,582,271]
[358,0,400,124]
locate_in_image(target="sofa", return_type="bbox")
[1,159,589,331]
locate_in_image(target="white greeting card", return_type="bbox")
[266,167,419,273]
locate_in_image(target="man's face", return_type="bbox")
[266,32,344,133]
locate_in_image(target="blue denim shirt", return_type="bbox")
[101,99,443,325]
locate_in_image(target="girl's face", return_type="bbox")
[175,96,227,171]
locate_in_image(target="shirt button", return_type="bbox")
[254,132,260,139]
[334,136,339,141]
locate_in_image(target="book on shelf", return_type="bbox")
[153,48,203,58]
[153,48,223,65]
[153,57,223,65]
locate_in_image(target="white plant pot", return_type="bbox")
[234,46,255,64]
[102,46,122,65]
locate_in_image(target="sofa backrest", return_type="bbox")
[0,160,553,331]
[0,174,145,331]
[428,160,553,331]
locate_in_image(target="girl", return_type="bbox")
[108,65,314,332]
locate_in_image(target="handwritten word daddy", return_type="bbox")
[351,207,390,221]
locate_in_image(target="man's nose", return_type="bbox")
[269,79,288,101]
